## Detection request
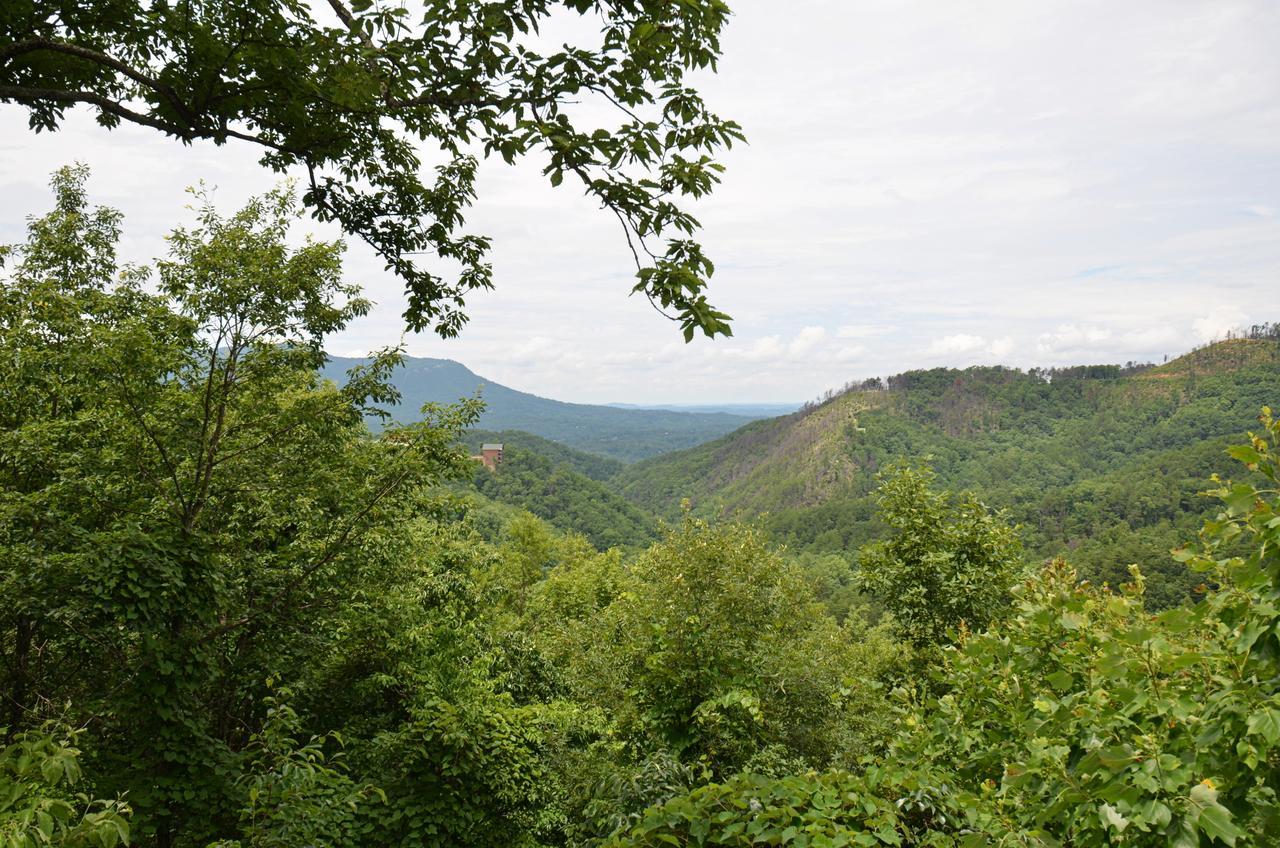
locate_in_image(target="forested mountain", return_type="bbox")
[458,431,657,550]
[613,338,1280,607]
[321,356,759,462]
[463,429,625,481]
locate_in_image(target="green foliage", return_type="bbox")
[0,168,524,845]
[467,444,658,549]
[608,414,1280,846]
[280,506,561,848]
[873,409,1280,846]
[212,698,377,848]
[791,552,867,623]
[554,515,899,777]
[365,698,548,848]
[856,464,1024,649]
[604,770,938,848]
[614,351,1280,607]
[3,0,741,339]
[0,728,130,848]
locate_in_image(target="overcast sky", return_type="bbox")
[3,0,1279,404]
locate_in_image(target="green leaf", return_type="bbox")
[1196,805,1244,846]
[1224,483,1258,515]
[1226,445,1263,466]
[1096,747,1136,770]
[1099,803,1129,833]
[1170,817,1201,848]
[1046,670,1074,691]
[1246,707,1280,745]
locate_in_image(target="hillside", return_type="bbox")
[458,433,658,550]
[612,338,1280,607]
[321,355,757,462]
[463,429,625,481]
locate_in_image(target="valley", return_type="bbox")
[428,335,1280,610]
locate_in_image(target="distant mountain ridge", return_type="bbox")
[320,355,762,462]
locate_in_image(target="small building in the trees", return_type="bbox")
[476,443,504,471]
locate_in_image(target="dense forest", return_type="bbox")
[459,431,657,550]
[4,167,1279,848]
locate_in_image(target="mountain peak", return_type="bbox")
[320,354,764,462]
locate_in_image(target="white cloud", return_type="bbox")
[929,334,987,355]
[987,337,1015,357]
[1193,306,1250,342]
[722,335,786,363]
[788,326,827,356]
[1036,325,1113,356]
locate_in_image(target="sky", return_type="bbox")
[2,0,1279,404]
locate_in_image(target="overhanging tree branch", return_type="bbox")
[1,0,740,340]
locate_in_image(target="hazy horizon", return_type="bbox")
[322,341,1222,410]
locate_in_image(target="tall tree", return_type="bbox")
[856,463,1024,650]
[0,0,741,340]
[0,167,491,845]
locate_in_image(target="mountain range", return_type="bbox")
[320,355,762,462]
[325,337,1280,610]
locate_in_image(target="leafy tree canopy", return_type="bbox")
[1,0,742,340]
[856,463,1024,650]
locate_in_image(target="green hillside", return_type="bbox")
[457,431,658,550]
[613,338,1280,606]
[463,429,624,481]
[321,355,757,462]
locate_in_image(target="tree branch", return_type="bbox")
[0,84,185,136]
[1,39,198,127]
[324,0,377,50]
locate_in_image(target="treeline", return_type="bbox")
[804,321,1280,412]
